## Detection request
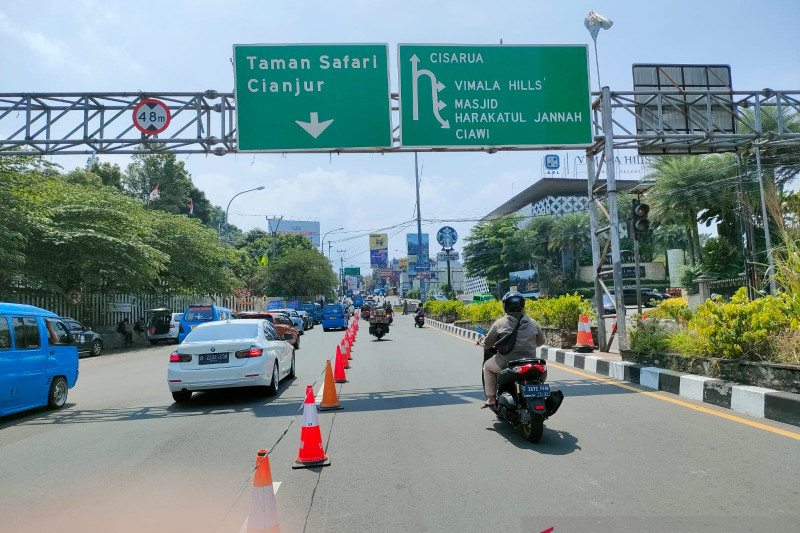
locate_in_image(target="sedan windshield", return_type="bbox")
[184,323,258,342]
[323,305,342,313]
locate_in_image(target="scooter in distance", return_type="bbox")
[414,313,425,328]
[476,328,563,443]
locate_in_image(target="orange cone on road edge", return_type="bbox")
[319,361,343,411]
[345,339,352,360]
[247,450,280,533]
[334,348,347,383]
[573,314,595,353]
[293,386,331,469]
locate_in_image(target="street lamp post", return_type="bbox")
[224,186,265,269]
[321,227,344,260]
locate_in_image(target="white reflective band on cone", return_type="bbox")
[302,401,319,427]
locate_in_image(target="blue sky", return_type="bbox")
[2,0,798,269]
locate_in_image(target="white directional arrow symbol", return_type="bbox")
[295,112,334,139]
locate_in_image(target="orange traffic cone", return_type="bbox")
[344,339,352,360]
[293,386,331,469]
[343,343,350,369]
[319,361,343,411]
[573,314,595,353]
[334,348,347,383]
[247,450,280,533]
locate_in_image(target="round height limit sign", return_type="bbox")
[132,98,171,135]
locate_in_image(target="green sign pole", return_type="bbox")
[233,44,392,152]
[398,44,592,149]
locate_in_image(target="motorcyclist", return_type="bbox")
[481,291,545,410]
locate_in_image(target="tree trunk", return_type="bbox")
[685,222,696,266]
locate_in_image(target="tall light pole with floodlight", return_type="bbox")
[224,186,265,269]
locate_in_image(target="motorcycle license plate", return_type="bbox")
[521,384,550,398]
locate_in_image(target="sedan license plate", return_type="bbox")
[521,384,550,398]
[198,352,229,365]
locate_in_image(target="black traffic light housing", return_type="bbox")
[631,201,650,236]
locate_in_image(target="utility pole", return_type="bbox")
[267,216,283,258]
[414,152,426,303]
[337,249,346,296]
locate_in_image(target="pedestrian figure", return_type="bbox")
[403,300,408,315]
[123,318,134,347]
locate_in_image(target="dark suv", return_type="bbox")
[61,317,104,357]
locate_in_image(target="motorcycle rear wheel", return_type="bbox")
[521,410,544,443]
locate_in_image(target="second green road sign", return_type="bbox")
[233,44,392,151]
[398,44,592,149]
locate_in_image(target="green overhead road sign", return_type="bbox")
[233,44,392,152]
[398,44,592,149]
[344,267,361,276]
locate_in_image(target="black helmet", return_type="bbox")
[502,291,525,313]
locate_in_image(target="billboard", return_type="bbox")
[407,233,429,276]
[509,269,537,292]
[370,233,388,268]
[267,219,321,247]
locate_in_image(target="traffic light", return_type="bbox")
[631,201,650,236]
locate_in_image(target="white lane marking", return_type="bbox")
[316,382,324,405]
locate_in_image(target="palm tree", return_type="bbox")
[548,213,590,279]
[644,155,723,265]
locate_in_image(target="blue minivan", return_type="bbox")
[178,305,233,343]
[321,303,348,331]
[0,303,79,417]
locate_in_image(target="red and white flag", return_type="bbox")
[148,186,160,202]
[189,199,194,214]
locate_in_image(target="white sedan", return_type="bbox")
[167,319,295,403]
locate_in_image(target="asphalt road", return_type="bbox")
[2,307,799,533]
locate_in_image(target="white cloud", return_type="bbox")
[0,11,69,68]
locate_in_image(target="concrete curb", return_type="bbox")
[425,317,800,428]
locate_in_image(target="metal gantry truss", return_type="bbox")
[0,91,237,156]
[586,89,800,349]
[2,88,799,348]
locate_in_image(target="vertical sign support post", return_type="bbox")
[601,87,627,349]
[414,152,426,303]
[586,151,608,351]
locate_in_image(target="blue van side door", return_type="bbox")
[4,316,47,411]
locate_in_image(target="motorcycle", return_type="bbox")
[361,307,371,321]
[476,328,563,443]
[369,308,390,340]
[414,313,425,328]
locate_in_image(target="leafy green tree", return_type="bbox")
[145,210,235,295]
[253,248,337,298]
[20,172,168,293]
[701,237,744,280]
[463,215,523,280]
[89,159,126,190]
[125,154,193,214]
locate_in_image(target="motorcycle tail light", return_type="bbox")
[512,364,533,374]
[236,346,263,358]
[170,351,191,363]
[534,364,546,373]
[534,405,546,410]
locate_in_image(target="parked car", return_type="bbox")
[145,308,181,344]
[178,305,233,343]
[607,288,668,307]
[167,319,295,403]
[237,311,300,349]
[297,310,314,330]
[321,303,348,331]
[431,294,448,301]
[277,308,305,335]
[641,287,671,301]
[592,294,617,316]
[61,317,104,357]
[0,303,79,416]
